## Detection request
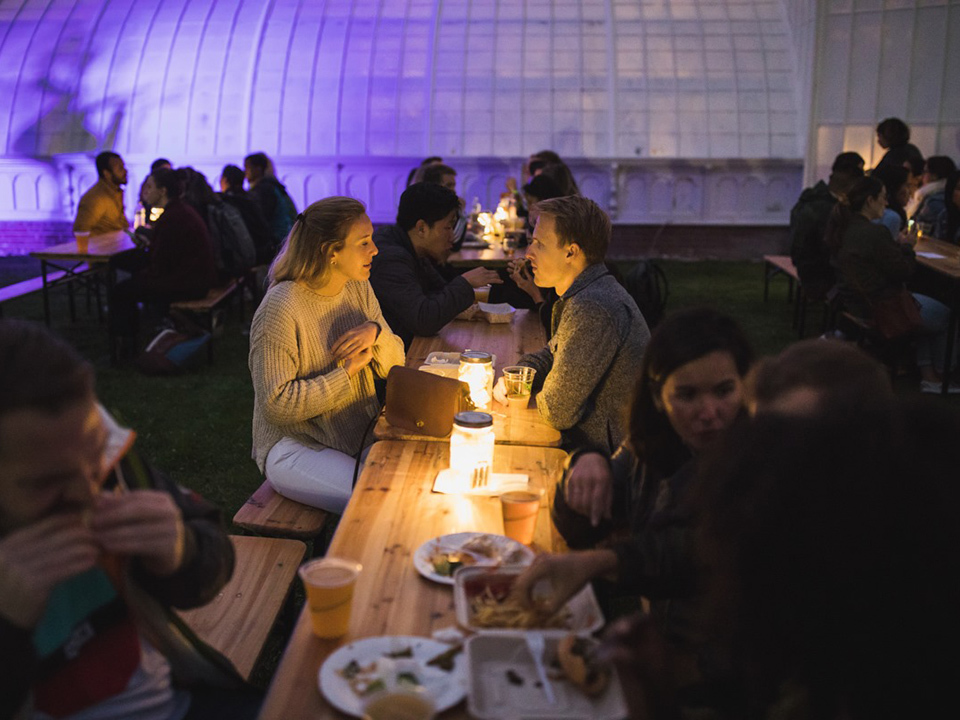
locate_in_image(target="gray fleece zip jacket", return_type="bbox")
[519,263,650,452]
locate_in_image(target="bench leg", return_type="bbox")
[40,261,52,327]
[67,281,77,322]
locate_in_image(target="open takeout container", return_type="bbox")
[464,633,628,720]
[453,566,604,637]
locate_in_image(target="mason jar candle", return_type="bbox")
[449,411,495,488]
[459,351,494,410]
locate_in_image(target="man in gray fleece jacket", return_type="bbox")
[496,196,650,452]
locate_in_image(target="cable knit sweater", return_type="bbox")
[249,279,405,471]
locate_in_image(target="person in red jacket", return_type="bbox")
[109,168,218,349]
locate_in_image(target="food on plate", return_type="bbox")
[465,575,569,629]
[425,644,462,672]
[556,635,611,697]
[429,549,477,577]
[460,534,499,558]
[427,534,529,578]
[336,654,422,698]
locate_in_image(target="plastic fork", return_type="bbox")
[471,462,489,490]
[525,632,556,704]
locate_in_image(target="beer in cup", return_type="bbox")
[298,557,361,638]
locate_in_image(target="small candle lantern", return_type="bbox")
[459,351,494,410]
[449,411,495,488]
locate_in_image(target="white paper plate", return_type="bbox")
[318,635,466,717]
[465,633,628,719]
[413,532,535,585]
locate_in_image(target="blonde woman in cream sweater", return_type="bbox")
[249,197,404,513]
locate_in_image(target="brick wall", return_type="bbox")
[0,221,73,256]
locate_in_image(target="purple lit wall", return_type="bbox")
[1,0,957,254]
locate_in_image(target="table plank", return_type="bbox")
[407,308,546,369]
[915,237,960,280]
[373,400,561,447]
[258,440,569,720]
[447,245,517,267]
[30,230,136,263]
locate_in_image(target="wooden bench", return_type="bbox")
[233,480,329,544]
[0,266,93,319]
[178,535,306,680]
[763,255,832,339]
[763,255,799,303]
[169,278,243,362]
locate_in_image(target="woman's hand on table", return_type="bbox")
[462,267,503,288]
[564,452,614,526]
[332,322,379,362]
[508,259,543,304]
[511,550,618,616]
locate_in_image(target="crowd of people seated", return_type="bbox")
[14,136,957,719]
[71,150,300,354]
[789,117,960,392]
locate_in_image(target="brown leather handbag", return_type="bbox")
[872,289,924,340]
[384,366,470,437]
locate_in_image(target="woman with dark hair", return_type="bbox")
[249,197,404,513]
[519,308,754,640]
[869,164,910,239]
[873,117,924,177]
[933,169,960,243]
[828,176,956,391]
[109,167,218,346]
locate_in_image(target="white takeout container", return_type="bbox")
[464,633,627,719]
[453,566,604,637]
[478,302,516,324]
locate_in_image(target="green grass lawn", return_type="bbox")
[0,257,942,685]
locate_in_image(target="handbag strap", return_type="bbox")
[352,407,383,489]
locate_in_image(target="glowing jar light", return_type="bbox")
[449,411,495,488]
[459,351,494,410]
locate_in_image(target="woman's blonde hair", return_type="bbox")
[268,196,367,287]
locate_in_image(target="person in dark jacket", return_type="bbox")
[827,176,957,392]
[109,168,218,343]
[788,151,864,300]
[244,152,298,252]
[220,163,274,264]
[368,182,501,348]
[0,320,255,720]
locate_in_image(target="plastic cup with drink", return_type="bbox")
[501,366,536,410]
[474,284,491,303]
[500,486,544,545]
[298,557,362,639]
[74,231,91,254]
[362,687,436,720]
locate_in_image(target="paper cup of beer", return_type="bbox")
[299,557,362,639]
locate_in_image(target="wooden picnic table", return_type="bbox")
[406,307,545,369]
[914,237,960,393]
[257,440,570,719]
[447,244,520,268]
[31,231,138,362]
[374,307,561,447]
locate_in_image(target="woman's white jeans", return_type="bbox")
[265,438,371,514]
